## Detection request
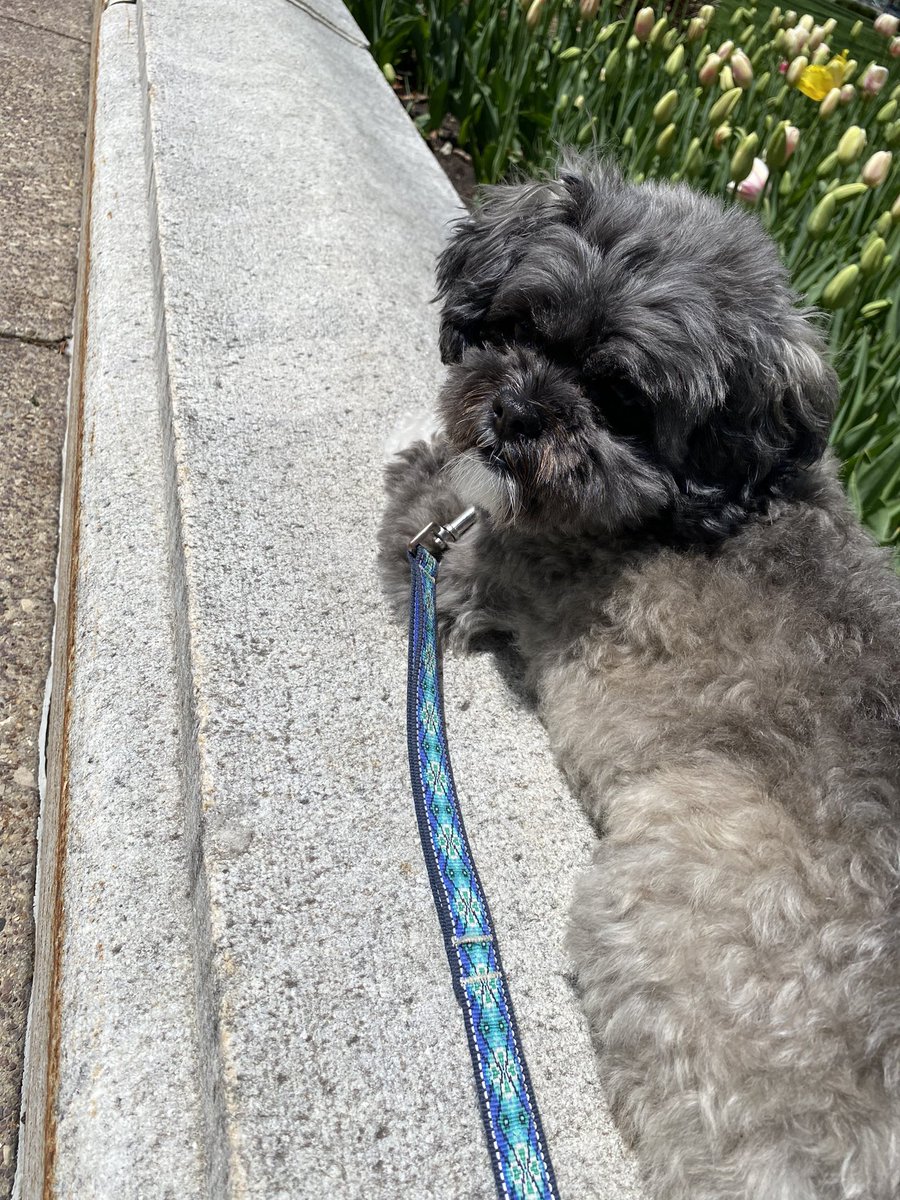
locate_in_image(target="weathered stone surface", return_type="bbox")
[0,340,68,1199]
[18,10,207,1199]
[23,1,647,1196]
[0,8,92,342]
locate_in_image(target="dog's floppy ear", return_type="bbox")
[672,314,838,539]
[435,182,557,364]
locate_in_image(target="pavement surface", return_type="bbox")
[17,2,646,1197]
[0,2,93,1195]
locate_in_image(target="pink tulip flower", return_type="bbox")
[729,157,769,203]
[874,13,899,38]
[862,63,889,94]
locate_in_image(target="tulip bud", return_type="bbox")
[786,55,809,86]
[709,86,743,124]
[682,136,704,176]
[626,34,641,51]
[822,17,837,37]
[382,62,396,84]
[851,19,863,39]
[580,0,600,19]
[713,122,732,148]
[839,84,856,104]
[874,13,899,38]
[830,182,868,202]
[818,87,841,119]
[807,198,837,240]
[720,64,735,90]
[862,64,889,95]
[687,17,706,41]
[842,58,858,82]
[799,14,814,32]
[836,125,867,164]
[603,46,623,83]
[774,28,788,52]
[875,210,893,236]
[700,3,715,19]
[765,120,790,168]
[717,39,735,59]
[878,99,899,123]
[662,28,679,50]
[891,37,900,59]
[653,89,679,123]
[757,70,771,90]
[860,298,892,320]
[731,49,753,87]
[886,120,900,149]
[729,6,746,29]
[573,93,585,108]
[596,20,623,43]
[811,45,831,65]
[699,53,723,86]
[656,123,677,157]
[577,118,596,143]
[649,16,669,45]
[525,0,544,29]
[862,150,893,186]
[730,132,759,181]
[808,24,825,50]
[822,264,859,309]
[779,169,793,197]
[622,125,635,147]
[860,235,887,275]
[665,44,685,75]
[769,6,783,27]
[784,11,797,27]
[633,6,655,41]
[558,45,582,60]
[816,151,839,178]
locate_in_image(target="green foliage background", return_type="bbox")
[350,0,900,547]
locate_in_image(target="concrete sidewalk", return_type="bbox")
[0,2,93,1194]
[17,2,646,1197]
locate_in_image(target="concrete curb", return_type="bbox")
[19,1,646,1196]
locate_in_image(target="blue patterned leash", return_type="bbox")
[406,510,560,1200]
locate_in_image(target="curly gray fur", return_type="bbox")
[378,157,900,1200]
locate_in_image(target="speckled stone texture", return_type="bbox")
[25,1,646,1196]
[0,5,92,343]
[0,1,92,1194]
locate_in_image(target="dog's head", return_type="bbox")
[436,157,838,541]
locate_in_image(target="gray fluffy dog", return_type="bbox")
[378,157,900,1200]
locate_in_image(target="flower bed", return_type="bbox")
[352,0,900,549]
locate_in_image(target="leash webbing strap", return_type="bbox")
[406,544,560,1200]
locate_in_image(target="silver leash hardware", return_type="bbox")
[408,507,478,556]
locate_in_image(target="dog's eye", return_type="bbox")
[589,376,648,440]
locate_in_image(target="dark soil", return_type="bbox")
[396,91,478,206]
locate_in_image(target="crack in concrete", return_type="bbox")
[282,0,368,49]
[0,332,69,353]
[0,13,90,46]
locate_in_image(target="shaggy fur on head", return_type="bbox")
[378,157,900,1200]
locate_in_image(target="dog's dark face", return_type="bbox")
[436,159,839,541]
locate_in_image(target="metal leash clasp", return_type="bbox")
[407,507,478,557]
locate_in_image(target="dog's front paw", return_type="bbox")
[377,436,464,622]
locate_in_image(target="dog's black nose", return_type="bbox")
[492,393,542,441]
